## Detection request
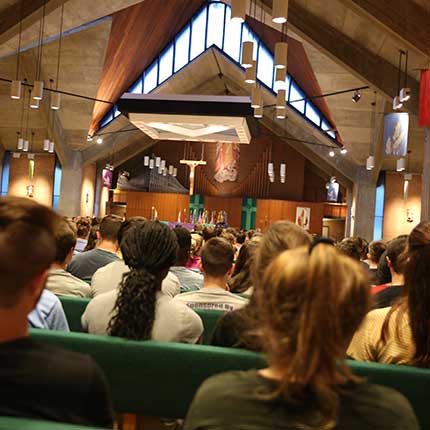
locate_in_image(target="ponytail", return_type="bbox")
[258,245,370,428]
[108,221,178,340]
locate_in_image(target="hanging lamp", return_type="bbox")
[272,0,289,24]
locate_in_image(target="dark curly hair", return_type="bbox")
[108,221,178,340]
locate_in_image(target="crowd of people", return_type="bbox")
[0,196,426,429]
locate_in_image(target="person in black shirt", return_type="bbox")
[0,197,113,427]
[366,240,386,283]
[373,236,407,309]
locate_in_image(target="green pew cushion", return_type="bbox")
[58,296,91,332]
[29,329,266,419]
[0,416,108,430]
[193,309,225,344]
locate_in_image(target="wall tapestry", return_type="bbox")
[214,142,240,183]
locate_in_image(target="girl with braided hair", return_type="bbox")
[82,221,203,343]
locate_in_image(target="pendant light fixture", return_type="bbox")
[23,139,29,152]
[274,67,287,89]
[173,167,178,177]
[17,132,23,150]
[43,138,50,151]
[393,50,404,111]
[399,50,410,103]
[144,156,149,166]
[149,159,155,169]
[155,157,161,167]
[231,0,246,23]
[30,98,40,109]
[51,2,65,110]
[276,89,286,109]
[280,163,286,183]
[11,0,23,100]
[254,106,263,118]
[48,141,55,153]
[272,0,289,24]
[32,0,47,101]
[366,155,375,171]
[396,158,406,172]
[245,60,256,84]
[274,42,288,70]
[23,89,30,151]
[276,107,286,119]
[241,41,254,69]
[251,86,262,108]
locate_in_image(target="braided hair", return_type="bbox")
[108,221,178,340]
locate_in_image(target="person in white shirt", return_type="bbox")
[46,218,91,298]
[82,220,202,343]
[90,218,180,298]
[174,237,248,312]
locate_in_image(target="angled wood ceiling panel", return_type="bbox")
[90,0,205,132]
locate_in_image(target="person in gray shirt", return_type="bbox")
[68,215,122,281]
[170,227,203,292]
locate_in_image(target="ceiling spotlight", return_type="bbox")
[96,137,103,144]
[272,0,289,23]
[396,157,406,172]
[399,88,411,103]
[366,155,375,170]
[340,148,348,155]
[231,0,246,23]
[393,95,403,110]
[329,150,335,157]
[352,90,361,103]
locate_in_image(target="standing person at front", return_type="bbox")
[185,244,418,430]
[67,215,122,281]
[0,197,113,427]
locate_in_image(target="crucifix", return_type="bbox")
[180,159,207,196]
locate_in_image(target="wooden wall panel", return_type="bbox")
[324,203,347,218]
[204,196,243,229]
[383,173,421,240]
[256,199,324,234]
[113,191,189,220]
[8,154,55,207]
[91,0,205,132]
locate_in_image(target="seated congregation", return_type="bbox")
[1,196,429,429]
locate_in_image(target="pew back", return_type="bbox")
[30,329,430,428]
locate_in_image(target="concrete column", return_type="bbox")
[345,186,353,237]
[57,153,84,217]
[421,128,430,221]
[351,167,377,241]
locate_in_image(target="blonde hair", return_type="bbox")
[256,245,370,428]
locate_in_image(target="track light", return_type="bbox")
[51,92,61,110]
[276,107,286,119]
[245,61,256,84]
[393,95,403,110]
[241,41,254,68]
[340,148,348,155]
[329,150,335,157]
[274,42,288,70]
[231,0,246,23]
[32,81,44,100]
[276,89,286,109]
[10,80,21,99]
[366,155,375,170]
[251,86,262,108]
[254,106,263,118]
[396,158,406,172]
[43,139,50,151]
[96,137,103,144]
[272,0,289,24]
[352,90,361,103]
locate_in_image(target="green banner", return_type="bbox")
[241,197,256,230]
